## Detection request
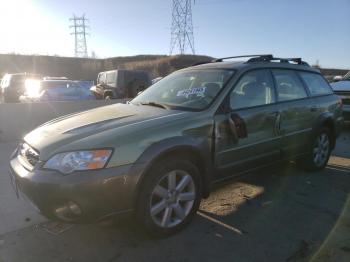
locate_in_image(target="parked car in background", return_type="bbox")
[20,79,95,102]
[331,71,350,121]
[90,69,151,99]
[0,73,42,103]
[9,55,343,237]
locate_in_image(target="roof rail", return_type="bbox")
[191,61,213,66]
[213,54,273,63]
[247,56,309,66]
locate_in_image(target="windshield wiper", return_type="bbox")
[139,101,168,109]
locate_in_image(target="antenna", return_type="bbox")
[69,14,89,58]
[170,0,195,55]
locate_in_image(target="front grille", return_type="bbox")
[335,91,350,105]
[18,143,40,168]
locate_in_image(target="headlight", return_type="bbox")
[25,79,41,97]
[43,149,112,174]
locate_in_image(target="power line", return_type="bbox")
[170,0,195,55]
[69,14,89,58]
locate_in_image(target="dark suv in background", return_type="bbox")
[0,73,42,102]
[90,69,151,99]
[10,55,343,237]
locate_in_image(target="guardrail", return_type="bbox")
[0,100,127,142]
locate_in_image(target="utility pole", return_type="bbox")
[170,0,195,55]
[69,14,89,58]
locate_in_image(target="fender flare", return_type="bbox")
[128,136,213,204]
[311,112,336,149]
[103,89,115,98]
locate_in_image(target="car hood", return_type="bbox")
[331,81,350,92]
[24,103,187,156]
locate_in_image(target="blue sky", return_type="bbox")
[0,0,349,68]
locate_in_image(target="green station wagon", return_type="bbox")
[9,55,344,236]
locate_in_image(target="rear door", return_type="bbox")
[271,69,313,157]
[214,69,282,172]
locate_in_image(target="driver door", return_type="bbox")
[214,69,282,173]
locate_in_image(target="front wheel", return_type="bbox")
[136,158,201,237]
[299,127,332,171]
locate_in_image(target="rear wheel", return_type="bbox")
[299,127,332,171]
[136,158,201,237]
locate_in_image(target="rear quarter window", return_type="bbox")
[272,69,307,102]
[106,72,116,87]
[298,72,333,96]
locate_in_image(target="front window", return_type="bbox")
[131,69,235,110]
[230,69,275,109]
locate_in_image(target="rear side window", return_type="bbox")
[298,72,332,96]
[272,70,307,101]
[1,75,11,88]
[106,72,116,87]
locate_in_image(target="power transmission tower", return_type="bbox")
[69,14,89,57]
[170,0,195,55]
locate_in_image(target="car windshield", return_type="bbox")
[131,69,234,110]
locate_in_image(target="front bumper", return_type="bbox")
[342,105,350,121]
[9,156,138,223]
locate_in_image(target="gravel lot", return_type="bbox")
[0,127,349,262]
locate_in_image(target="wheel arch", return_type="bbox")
[103,90,115,99]
[312,112,336,149]
[130,137,213,206]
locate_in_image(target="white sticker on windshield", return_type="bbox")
[177,87,206,97]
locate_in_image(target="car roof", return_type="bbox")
[185,60,320,73]
[40,80,74,83]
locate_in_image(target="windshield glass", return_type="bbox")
[131,69,234,110]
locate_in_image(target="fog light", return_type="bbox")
[54,201,82,221]
[68,201,82,215]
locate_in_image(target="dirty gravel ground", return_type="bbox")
[0,128,349,262]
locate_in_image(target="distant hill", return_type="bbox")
[0,53,347,81]
[0,54,212,80]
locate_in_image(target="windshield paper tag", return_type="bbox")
[177,87,206,97]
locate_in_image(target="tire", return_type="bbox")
[299,127,332,171]
[136,157,202,237]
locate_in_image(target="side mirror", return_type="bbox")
[228,113,247,139]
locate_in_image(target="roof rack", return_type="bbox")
[192,54,310,67]
[247,56,309,66]
[213,54,272,63]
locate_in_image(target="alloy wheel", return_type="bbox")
[149,170,196,228]
[313,133,330,167]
